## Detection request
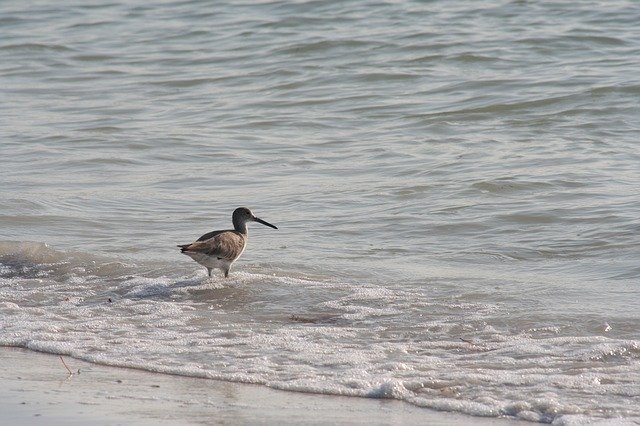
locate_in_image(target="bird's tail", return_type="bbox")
[177,244,192,253]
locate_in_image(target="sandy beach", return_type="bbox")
[0,347,515,425]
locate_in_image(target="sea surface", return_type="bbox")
[1,0,639,423]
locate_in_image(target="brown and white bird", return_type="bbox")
[178,207,278,278]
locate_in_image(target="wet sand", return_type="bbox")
[0,347,514,425]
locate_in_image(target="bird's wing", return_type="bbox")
[196,229,227,242]
[179,231,244,261]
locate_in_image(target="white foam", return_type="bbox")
[2,249,639,424]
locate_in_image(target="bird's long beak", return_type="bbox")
[254,216,278,229]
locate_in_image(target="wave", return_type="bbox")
[2,241,639,423]
[0,241,138,280]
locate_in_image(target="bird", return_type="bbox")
[177,207,278,278]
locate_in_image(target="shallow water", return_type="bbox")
[1,0,639,423]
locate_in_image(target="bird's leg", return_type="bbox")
[224,268,229,278]
[207,268,212,278]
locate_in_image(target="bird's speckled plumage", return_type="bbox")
[178,207,277,278]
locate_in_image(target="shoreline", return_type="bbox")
[0,346,513,425]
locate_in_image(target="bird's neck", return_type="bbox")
[233,218,248,235]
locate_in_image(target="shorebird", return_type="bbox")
[178,207,277,278]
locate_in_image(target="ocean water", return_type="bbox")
[1,0,639,423]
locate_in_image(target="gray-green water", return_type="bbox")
[1,1,639,423]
